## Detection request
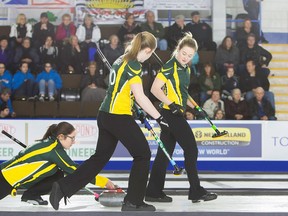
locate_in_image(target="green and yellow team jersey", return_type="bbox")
[156,56,190,110]
[100,57,142,115]
[0,138,108,190]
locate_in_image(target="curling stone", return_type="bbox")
[98,188,126,207]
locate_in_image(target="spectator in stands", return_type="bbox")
[0,37,13,72]
[242,0,268,43]
[0,102,10,118]
[198,62,221,105]
[240,59,274,107]
[80,61,106,102]
[60,35,85,74]
[9,13,32,49]
[0,87,16,118]
[55,13,76,46]
[236,18,259,49]
[215,36,240,76]
[32,12,55,49]
[12,62,37,100]
[36,62,62,102]
[13,37,40,72]
[166,14,188,51]
[221,66,240,99]
[186,11,217,51]
[240,33,272,77]
[248,86,276,120]
[202,89,225,119]
[76,14,101,62]
[0,62,12,91]
[225,88,249,120]
[185,108,196,120]
[214,109,225,120]
[117,13,141,48]
[102,34,124,66]
[39,36,59,69]
[141,10,167,51]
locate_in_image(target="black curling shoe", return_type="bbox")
[145,195,173,202]
[49,182,65,210]
[21,195,48,205]
[121,201,156,211]
[192,192,218,203]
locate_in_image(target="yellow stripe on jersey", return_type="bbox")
[2,161,48,187]
[172,62,183,105]
[129,76,142,85]
[55,150,77,170]
[128,64,141,75]
[110,62,126,112]
[16,164,57,187]
[4,140,58,170]
[157,73,168,83]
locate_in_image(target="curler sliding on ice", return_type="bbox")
[152,52,228,138]
[0,124,117,206]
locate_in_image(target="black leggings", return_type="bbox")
[58,111,151,205]
[146,109,206,200]
[0,169,63,200]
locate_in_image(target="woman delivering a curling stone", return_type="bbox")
[0,122,115,205]
[145,33,217,203]
[49,32,170,212]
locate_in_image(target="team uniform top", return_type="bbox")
[100,57,142,115]
[156,56,191,110]
[0,137,108,190]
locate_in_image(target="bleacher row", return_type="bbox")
[1,24,217,118]
[12,47,215,119]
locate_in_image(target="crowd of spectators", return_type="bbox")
[0,6,276,120]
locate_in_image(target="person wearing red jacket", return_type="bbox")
[55,14,76,46]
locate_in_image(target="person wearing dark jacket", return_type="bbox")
[117,13,141,48]
[60,35,85,74]
[215,36,240,76]
[39,36,59,69]
[0,37,13,71]
[225,88,250,120]
[240,59,275,109]
[141,10,167,50]
[13,37,40,72]
[240,33,272,76]
[166,15,188,51]
[248,87,276,120]
[186,11,216,51]
[32,12,55,49]
[0,122,115,205]
[80,61,106,102]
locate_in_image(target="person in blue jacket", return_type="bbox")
[12,62,37,100]
[0,62,12,92]
[36,62,62,102]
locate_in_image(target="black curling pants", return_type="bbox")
[58,111,151,205]
[146,109,207,200]
[23,169,64,198]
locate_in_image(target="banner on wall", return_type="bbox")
[75,0,146,24]
[0,120,269,162]
[9,7,74,25]
[144,0,211,10]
